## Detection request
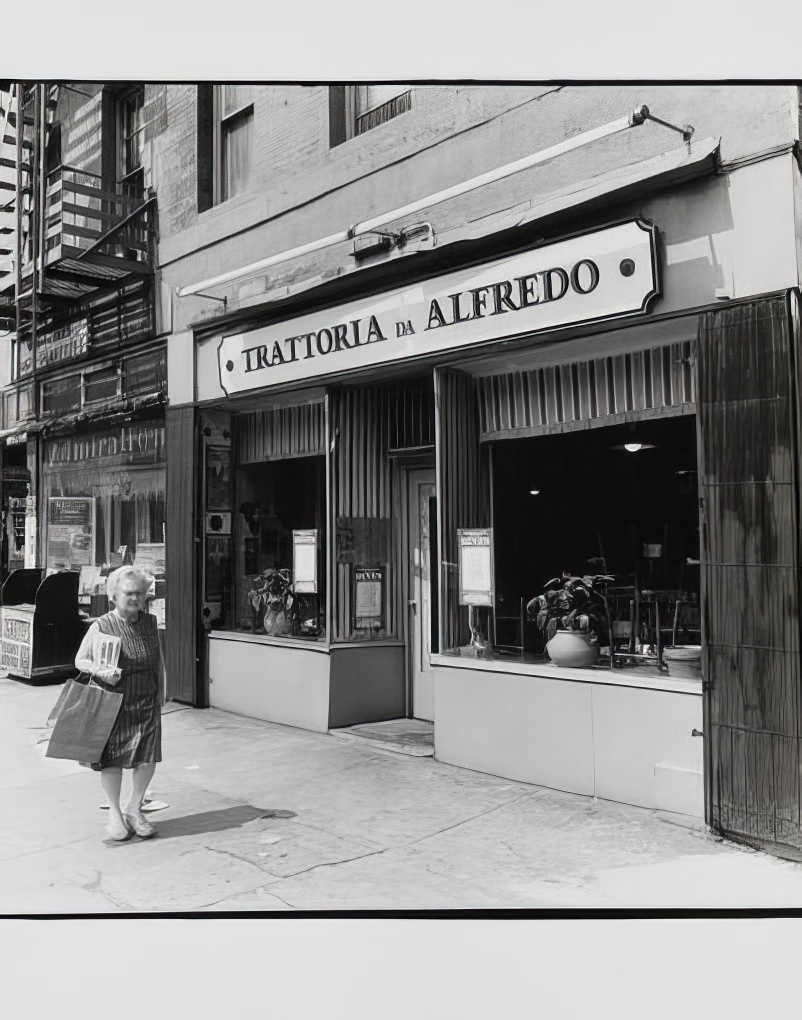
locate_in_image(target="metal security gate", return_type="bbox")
[697,293,802,855]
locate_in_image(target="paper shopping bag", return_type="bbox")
[45,678,123,763]
[46,672,91,728]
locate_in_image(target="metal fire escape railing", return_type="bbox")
[1,83,157,405]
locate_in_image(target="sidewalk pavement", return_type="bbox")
[2,673,802,914]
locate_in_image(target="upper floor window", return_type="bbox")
[198,85,254,212]
[117,86,145,185]
[100,84,146,204]
[329,84,412,146]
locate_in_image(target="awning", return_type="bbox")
[192,137,721,337]
[433,136,721,249]
[37,392,166,437]
[0,421,43,444]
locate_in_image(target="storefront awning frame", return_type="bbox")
[187,138,721,341]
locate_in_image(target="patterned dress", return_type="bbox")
[84,611,163,772]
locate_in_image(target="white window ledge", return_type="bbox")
[209,631,404,654]
[209,630,331,653]
[431,652,702,696]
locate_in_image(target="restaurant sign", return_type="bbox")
[44,423,165,468]
[218,219,659,396]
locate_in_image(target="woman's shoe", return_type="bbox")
[124,811,157,839]
[104,819,133,843]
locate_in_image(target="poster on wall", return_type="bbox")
[134,543,166,579]
[205,535,231,602]
[46,497,95,570]
[205,445,232,511]
[293,529,318,593]
[458,528,494,606]
[353,566,384,632]
[24,511,36,569]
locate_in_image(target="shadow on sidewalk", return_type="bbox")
[152,805,296,840]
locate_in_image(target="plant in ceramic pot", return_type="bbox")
[248,567,321,638]
[248,567,295,636]
[526,573,613,667]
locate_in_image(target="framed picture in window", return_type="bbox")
[46,496,95,570]
[293,529,318,594]
[352,566,385,633]
[458,528,494,606]
[205,445,232,511]
[205,535,231,602]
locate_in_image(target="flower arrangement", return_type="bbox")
[526,573,613,645]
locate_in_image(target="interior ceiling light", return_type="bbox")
[612,442,657,453]
[529,489,541,496]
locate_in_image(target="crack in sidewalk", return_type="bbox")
[200,883,300,911]
[400,789,544,850]
[232,789,545,887]
[203,843,283,875]
[204,835,392,884]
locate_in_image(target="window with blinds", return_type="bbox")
[329,85,413,146]
[197,84,255,209]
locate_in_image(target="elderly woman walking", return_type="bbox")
[74,564,164,843]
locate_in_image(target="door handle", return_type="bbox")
[408,599,417,610]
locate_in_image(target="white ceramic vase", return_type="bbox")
[546,630,599,668]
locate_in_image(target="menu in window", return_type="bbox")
[46,497,95,569]
[354,566,384,631]
[458,528,494,606]
[293,529,318,593]
[134,543,166,578]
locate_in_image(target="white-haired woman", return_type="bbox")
[75,564,164,843]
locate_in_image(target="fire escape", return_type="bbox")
[0,82,158,426]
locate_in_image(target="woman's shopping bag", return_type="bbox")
[45,676,123,763]
[46,672,91,728]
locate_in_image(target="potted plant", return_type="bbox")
[248,568,296,636]
[247,567,321,638]
[526,573,613,667]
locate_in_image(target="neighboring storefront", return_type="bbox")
[0,334,168,612]
[169,151,802,845]
[39,417,166,620]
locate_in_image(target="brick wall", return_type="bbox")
[154,84,797,242]
[140,84,798,328]
[45,82,802,274]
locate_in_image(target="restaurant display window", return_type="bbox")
[231,455,326,640]
[443,414,702,677]
[41,423,166,613]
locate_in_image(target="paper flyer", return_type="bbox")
[93,633,121,669]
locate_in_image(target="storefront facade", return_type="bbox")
[39,415,166,615]
[137,82,802,858]
[165,134,802,852]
